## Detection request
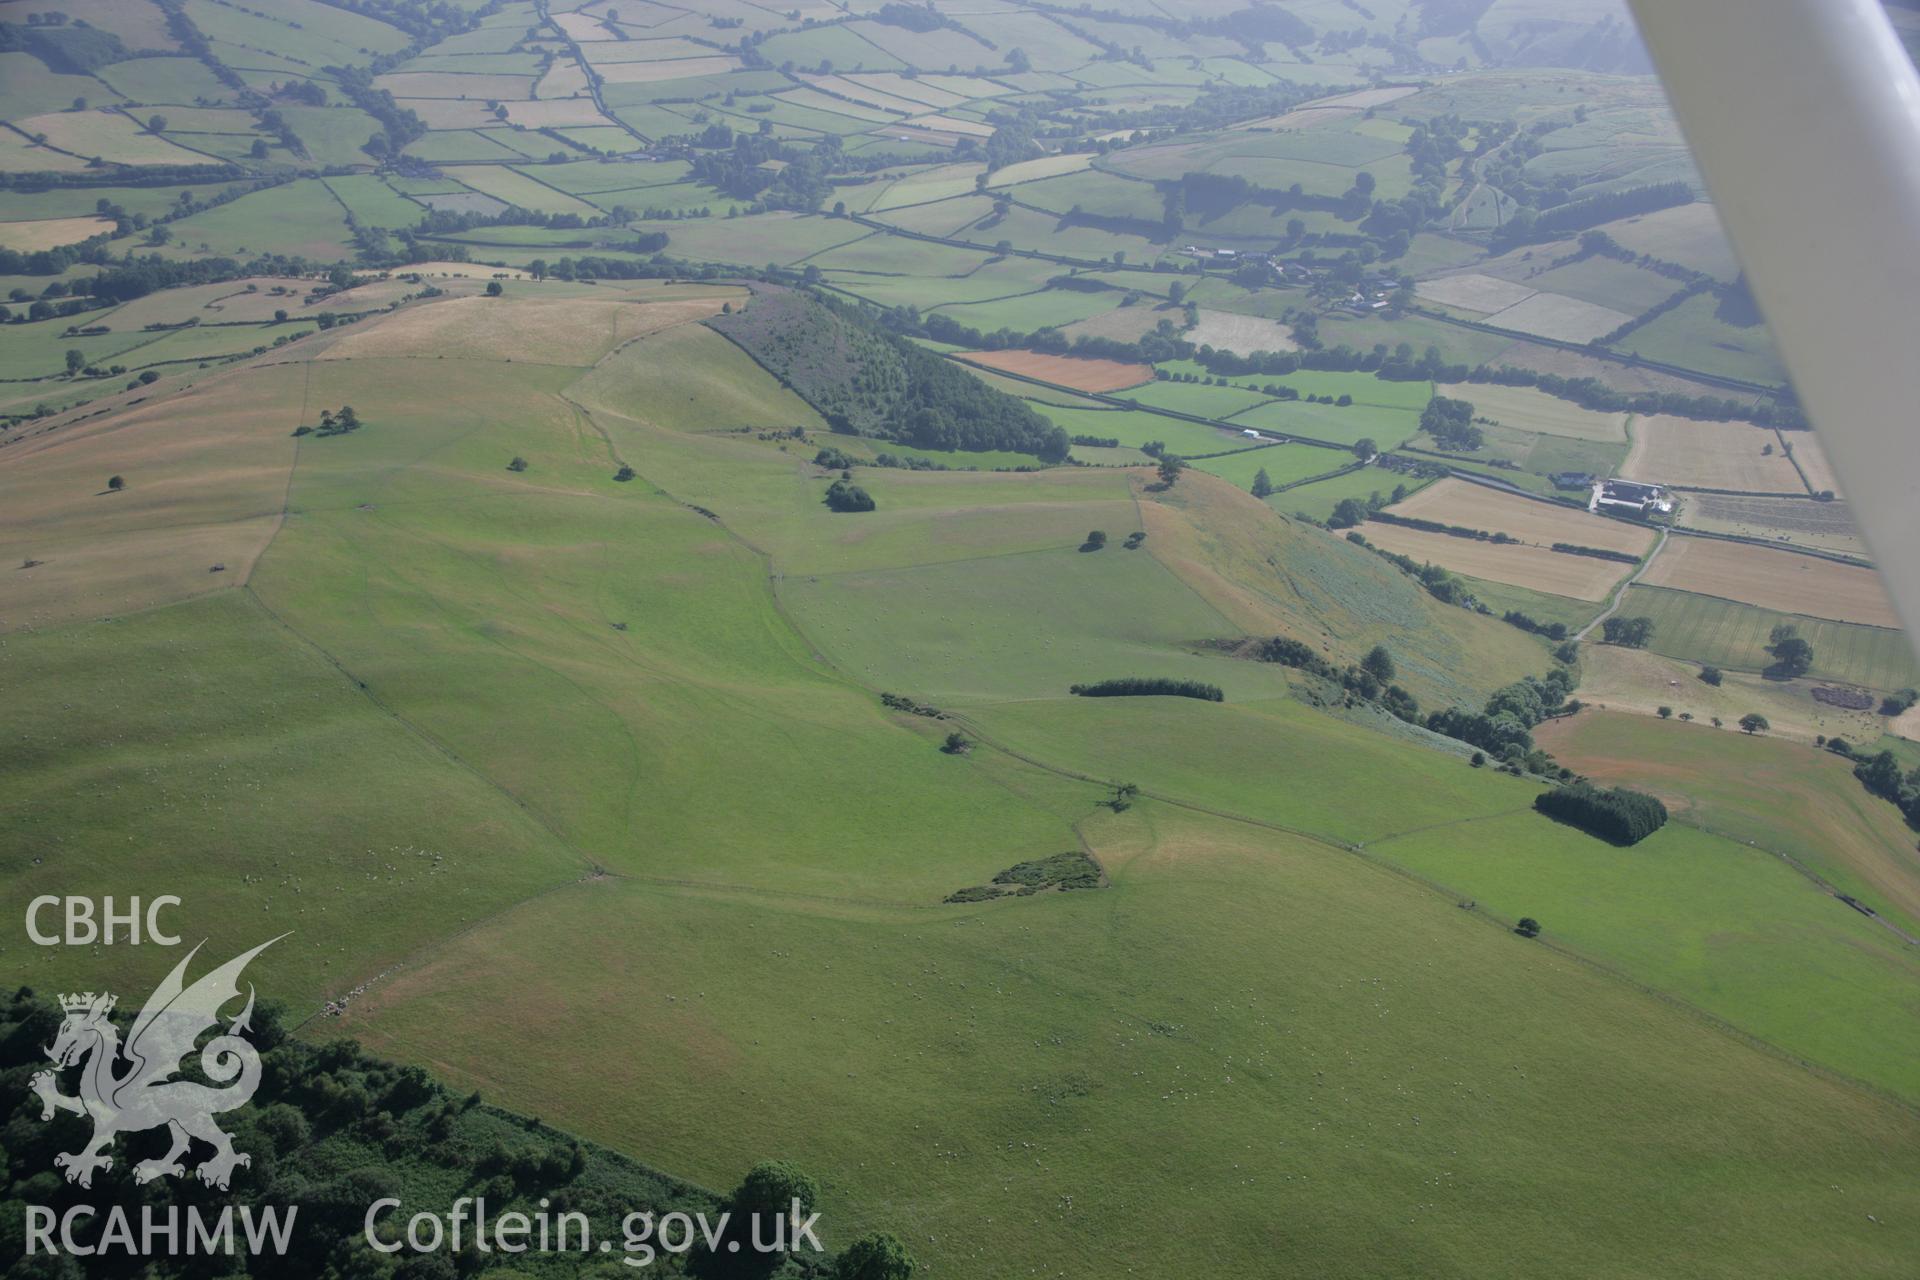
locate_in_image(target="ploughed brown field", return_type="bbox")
[955,348,1155,392]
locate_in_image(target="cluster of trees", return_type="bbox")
[1853,749,1920,829]
[329,66,427,159]
[1426,669,1579,772]
[0,15,130,73]
[1069,677,1224,702]
[1502,610,1570,642]
[711,292,1070,460]
[686,130,841,212]
[1419,395,1481,451]
[0,986,901,1278]
[1601,615,1654,647]
[292,404,362,438]
[1251,639,1419,722]
[1534,782,1670,844]
[824,476,875,512]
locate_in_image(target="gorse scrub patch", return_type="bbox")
[945,851,1104,902]
[1534,782,1670,845]
[1069,677,1224,702]
[708,291,1070,461]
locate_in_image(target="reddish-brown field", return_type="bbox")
[955,348,1154,392]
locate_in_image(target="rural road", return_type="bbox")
[1577,527,1671,641]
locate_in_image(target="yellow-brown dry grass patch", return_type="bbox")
[316,295,725,367]
[1567,644,1889,745]
[1639,535,1898,627]
[0,361,306,631]
[1622,415,1808,493]
[0,215,115,251]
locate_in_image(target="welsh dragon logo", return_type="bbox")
[30,936,283,1190]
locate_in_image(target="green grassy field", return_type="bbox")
[1624,584,1919,690]
[1537,709,1920,941]
[6,10,1920,1275]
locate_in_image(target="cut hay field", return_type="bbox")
[1439,382,1628,442]
[1185,307,1298,355]
[1639,536,1899,628]
[1482,290,1638,343]
[0,214,114,250]
[1623,415,1810,493]
[1415,271,1536,315]
[1362,521,1636,601]
[1536,709,1920,938]
[955,348,1153,392]
[1620,584,1917,690]
[1389,477,1655,556]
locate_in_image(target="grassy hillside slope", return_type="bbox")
[3,285,1917,1278]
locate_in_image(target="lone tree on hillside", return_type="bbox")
[1156,455,1185,488]
[106,475,125,492]
[1351,436,1377,461]
[1699,665,1723,686]
[507,456,529,472]
[942,730,971,755]
[824,478,875,512]
[1766,623,1815,678]
[1739,713,1770,734]
[614,464,636,482]
[485,280,503,297]
[1514,917,1541,938]
[1081,529,1107,551]
[1250,466,1273,498]
[1106,782,1139,812]
[1362,645,1395,684]
[65,349,84,375]
[836,1232,916,1280]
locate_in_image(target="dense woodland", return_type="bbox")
[709,292,1070,460]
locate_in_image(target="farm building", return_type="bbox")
[1596,478,1673,515]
